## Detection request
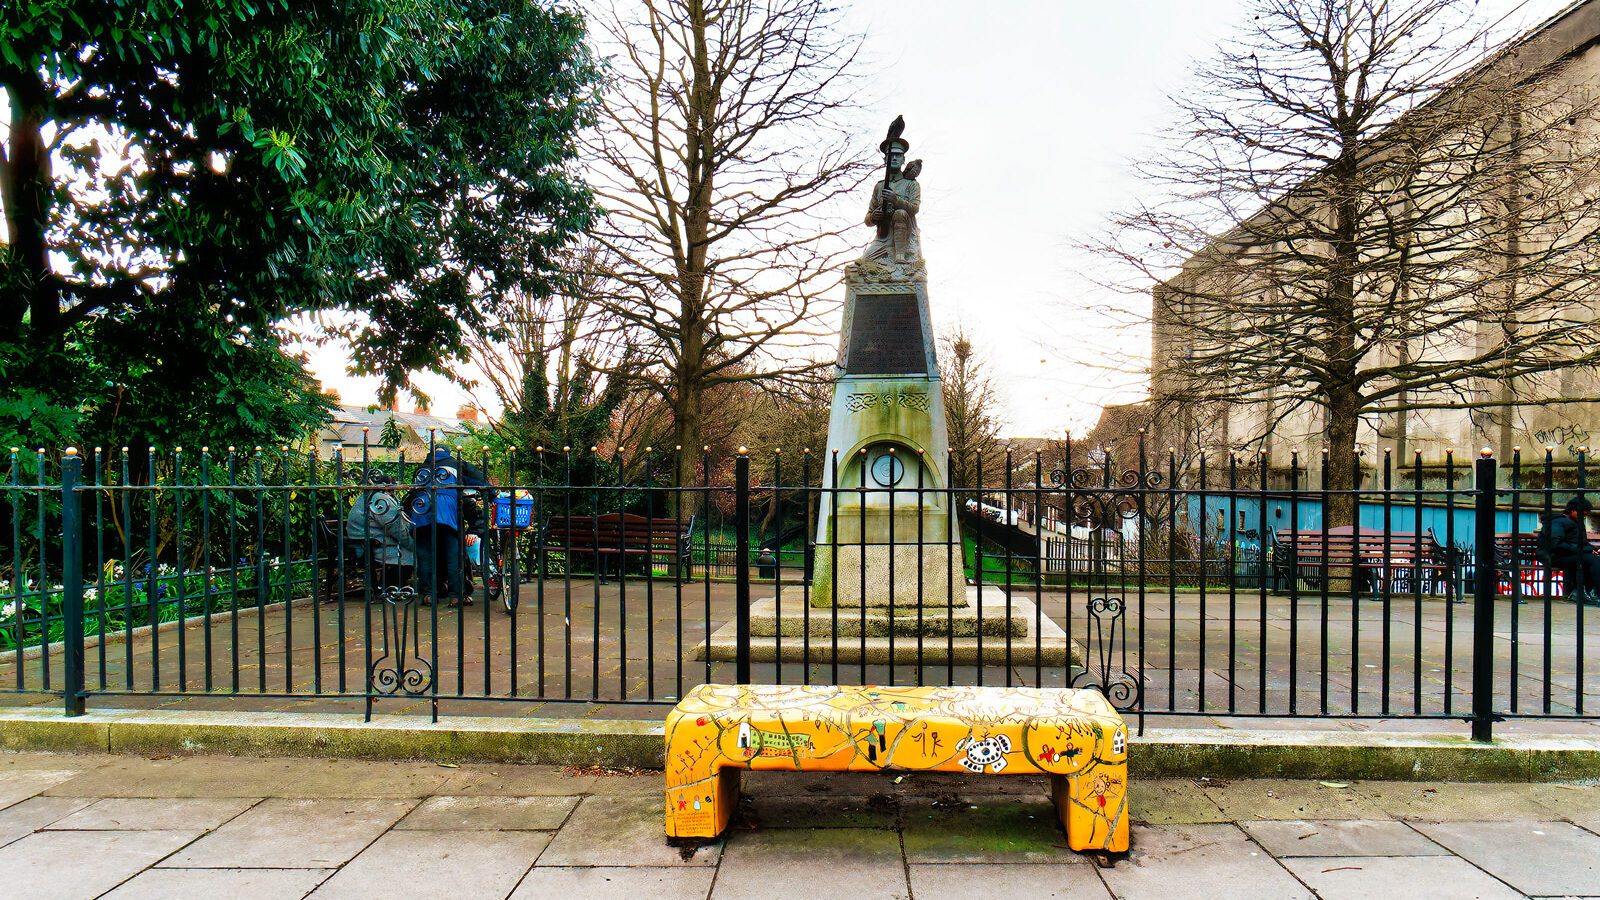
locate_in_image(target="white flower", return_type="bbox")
[0,601,17,621]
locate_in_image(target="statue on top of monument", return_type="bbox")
[861,116,922,268]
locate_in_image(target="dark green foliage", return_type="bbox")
[499,354,627,462]
[378,414,405,450]
[1,0,599,451]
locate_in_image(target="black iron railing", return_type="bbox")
[4,437,1600,740]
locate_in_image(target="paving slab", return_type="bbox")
[48,797,256,831]
[1280,855,1523,899]
[1414,820,1600,896]
[309,829,548,899]
[538,796,721,867]
[712,828,907,900]
[900,796,1081,864]
[40,757,188,798]
[1201,778,1389,820]
[155,756,455,798]
[1528,783,1600,828]
[0,828,203,900]
[161,798,416,868]
[0,751,120,772]
[0,796,93,847]
[1242,818,1450,857]
[1132,779,1229,824]
[1098,823,1314,900]
[441,765,598,796]
[509,866,716,900]
[583,773,667,796]
[0,768,94,807]
[908,863,1111,900]
[100,867,333,900]
[1359,782,1564,821]
[395,795,578,830]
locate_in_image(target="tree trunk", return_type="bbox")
[1325,155,1363,529]
[1,76,53,340]
[1325,385,1362,528]
[673,383,704,517]
[668,0,716,519]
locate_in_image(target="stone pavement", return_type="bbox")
[2,750,1600,898]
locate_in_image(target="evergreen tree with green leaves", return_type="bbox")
[379,414,405,450]
[1,0,599,452]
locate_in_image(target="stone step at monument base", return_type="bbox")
[693,588,1080,666]
[749,594,1028,638]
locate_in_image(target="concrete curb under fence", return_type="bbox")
[2,706,1600,782]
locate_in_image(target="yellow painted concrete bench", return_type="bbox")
[664,684,1129,852]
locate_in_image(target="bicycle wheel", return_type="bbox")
[489,543,513,614]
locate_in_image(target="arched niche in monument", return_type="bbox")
[838,439,939,493]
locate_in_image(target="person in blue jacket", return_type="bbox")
[405,447,488,606]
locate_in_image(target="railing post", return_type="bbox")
[1471,450,1497,742]
[734,449,752,684]
[60,448,86,717]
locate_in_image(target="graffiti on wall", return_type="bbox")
[1534,424,1593,457]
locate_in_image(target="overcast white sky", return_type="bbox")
[293,0,1571,436]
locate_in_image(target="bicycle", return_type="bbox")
[486,490,536,615]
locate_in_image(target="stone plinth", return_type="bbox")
[809,543,964,608]
[829,504,950,543]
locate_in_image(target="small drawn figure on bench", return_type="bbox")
[956,734,1011,773]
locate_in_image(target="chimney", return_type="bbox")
[457,405,479,423]
[388,397,400,412]
[414,403,429,415]
[326,388,340,403]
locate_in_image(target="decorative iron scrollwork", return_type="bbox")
[1070,596,1141,712]
[365,585,437,722]
[1068,467,1162,490]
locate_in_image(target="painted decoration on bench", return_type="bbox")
[664,684,1129,852]
[956,734,1011,772]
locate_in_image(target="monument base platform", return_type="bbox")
[695,587,1080,666]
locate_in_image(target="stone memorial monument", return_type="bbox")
[698,117,1071,667]
[808,115,963,608]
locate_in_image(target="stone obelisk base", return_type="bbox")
[808,542,965,607]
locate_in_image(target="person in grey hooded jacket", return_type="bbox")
[346,471,417,592]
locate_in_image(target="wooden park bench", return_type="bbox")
[318,516,369,600]
[1273,525,1456,595]
[663,684,1130,853]
[540,513,694,583]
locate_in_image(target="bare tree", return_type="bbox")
[1093,0,1600,522]
[941,325,1004,489]
[460,242,634,455]
[584,0,871,501]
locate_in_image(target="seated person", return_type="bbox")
[1538,495,1600,607]
[345,471,417,596]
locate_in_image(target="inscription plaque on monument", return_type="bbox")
[844,293,927,375]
